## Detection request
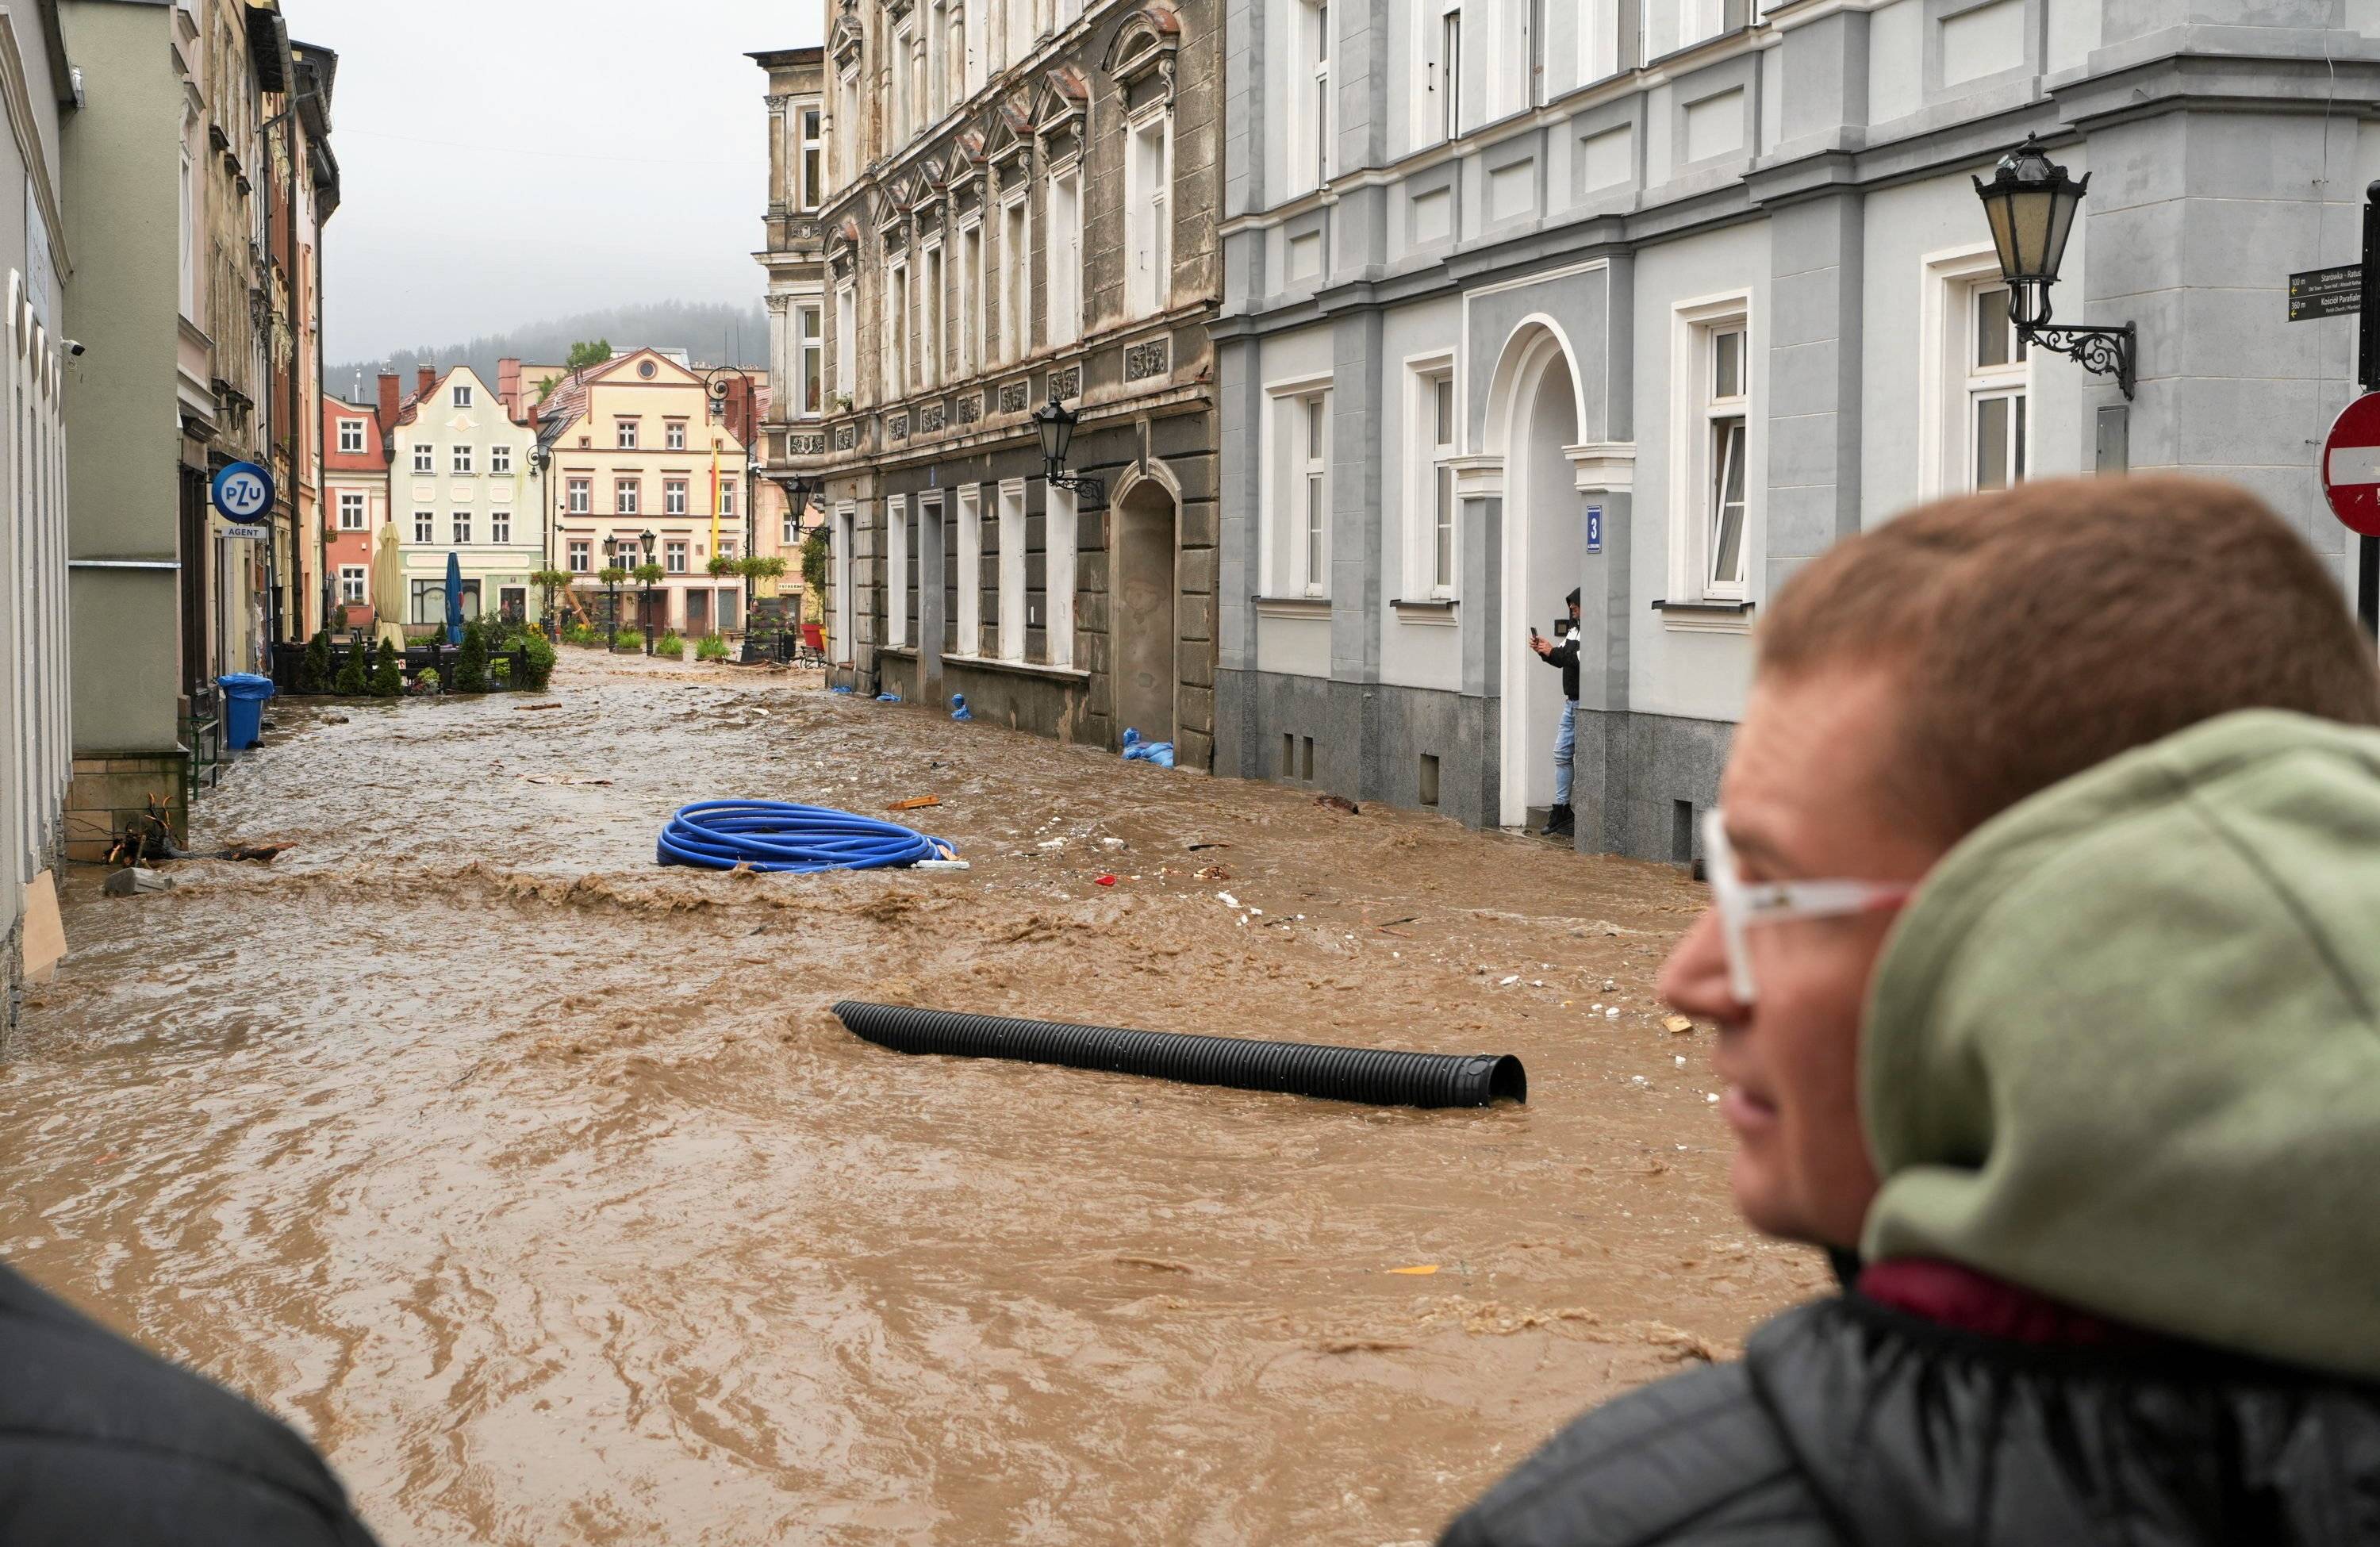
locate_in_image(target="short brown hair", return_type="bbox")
[1759,474,2380,838]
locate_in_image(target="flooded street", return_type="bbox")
[1,650,1823,1545]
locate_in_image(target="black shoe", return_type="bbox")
[1541,804,1575,839]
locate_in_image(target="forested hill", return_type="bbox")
[329,300,769,399]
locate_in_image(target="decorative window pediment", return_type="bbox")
[1033,67,1088,144]
[830,0,865,67]
[985,97,1032,167]
[1102,4,1181,100]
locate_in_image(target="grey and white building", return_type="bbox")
[1215,0,2380,859]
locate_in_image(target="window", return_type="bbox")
[338,419,365,454]
[1044,482,1077,667]
[570,538,591,573]
[452,512,472,544]
[413,510,433,542]
[339,565,367,603]
[956,228,981,378]
[411,578,481,624]
[666,539,688,574]
[1525,0,1545,106]
[996,482,1027,660]
[666,478,689,516]
[492,511,511,544]
[338,490,367,531]
[491,444,512,475]
[1126,113,1173,317]
[666,420,687,450]
[887,494,910,647]
[784,510,800,545]
[792,305,823,416]
[1008,0,1032,64]
[1580,0,1618,83]
[888,259,910,397]
[835,282,857,396]
[452,443,474,474]
[1300,1,1332,190]
[1441,2,1463,140]
[839,69,861,186]
[179,145,197,316]
[800,107,823,209]
[958,484,984,652]
[453,383,474,408]
[1417,0,1464,146]
[1642,0,1724,60]
[923,242,946,387]
[567,477,590,514]
[1047,171,1081,346]
[616,477,639,515]
[1409,367,1457,597]
[1968,282,2029,492]
[911,33,928,140]
[1000,198,1029,361]
[720,481,737,517]
[719,537,738,562]
[1300,393,1330,596]
[616,418,639,450]
[893,22,916,139]
[1702,320,1749,596]
[413,443,434,474]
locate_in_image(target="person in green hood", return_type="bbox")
[1442,474,2380,1546]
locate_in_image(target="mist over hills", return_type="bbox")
[329,300,770,401]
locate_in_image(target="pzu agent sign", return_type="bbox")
[209,460,274,524]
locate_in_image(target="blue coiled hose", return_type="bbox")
[656,799,956,873]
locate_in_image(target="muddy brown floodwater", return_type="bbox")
[0,649,1825,1545]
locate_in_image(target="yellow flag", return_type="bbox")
[709,440,721,556]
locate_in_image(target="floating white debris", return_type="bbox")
[1217,892,1239,908]
[1630,1075,1649,1087]
[1100,837,1126,849]
[1605,1007,1622,1020]
[1499,975,1520,986]
[1707,1092,1722,1104]
[1249,908,1264,916]
[1675,1054,1687,1068]
[1603,979,1617,992]
[1530,979,1545,988]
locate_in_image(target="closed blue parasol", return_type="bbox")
[444,550,464,645]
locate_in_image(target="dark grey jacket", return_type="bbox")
[0,1261,380,1545]
[1440,1294,2380,1545]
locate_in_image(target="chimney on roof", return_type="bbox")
[375,371,399,437]
[418,365,436,401]
[497,357,521,421]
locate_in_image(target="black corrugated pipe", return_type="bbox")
[832,1002,1527,1109]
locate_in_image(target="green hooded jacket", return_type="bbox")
[1861,708,2380,1381]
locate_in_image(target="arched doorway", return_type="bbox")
[1486,323,1586,830]
[1114,478,1178,746]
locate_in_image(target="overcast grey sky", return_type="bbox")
[282,1,824,366]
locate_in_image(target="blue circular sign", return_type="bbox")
[210,460,274,521]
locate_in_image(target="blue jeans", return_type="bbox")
[1553,700,1579,807]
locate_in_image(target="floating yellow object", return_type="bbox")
[1388,1264,1440,1276]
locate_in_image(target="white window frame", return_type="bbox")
[666,478,689,516]
[338,489,367,531]
[1007,0,1033,66]
[887,493,911,647]
[721,480,737,518]
[839,69,862,187]
[1000,194,1030,363]
[1918,246,2034,499]
[892,21,916,140]
[453,383,474,408]
[413,510,433,543]
[1403,355,1458,601]
[569,538,591,573]
[567,478,590,515]
[1667,290,1756,606]
[1047,168,1082,347]
[616,418,639,450]
[413,443,434,474]
[1581,0,1619,84]
[833,501,857,663]
[451,512,472,545]
[797,302,824,417]
[996,479,1028,661]
[491,443,512,475]
[1296,0,1333,193]
[957,483,984,653]
[339,565,367,603]
[923,238,946,389]
[616,477,640,516]
[492,510,511,545]
[1299,392,1330,596]
[956,220,982,378]
[1125,106,1173,318]
[337,418,365,454]
[835,281,858,397]
[666,420,688,450]
[1260,373,1337,599]
[887,258,911,398]
[1415,0,1464,149]
[1040,479,1075,667]
[452,443,474,474]
[666,539,689,574]
[799,106,823,210]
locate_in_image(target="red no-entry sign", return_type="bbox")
[2324,392,2380,537]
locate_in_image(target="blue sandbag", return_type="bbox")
[876,692,901,703]
[951,693,973,721]
[1122,727,1176,769]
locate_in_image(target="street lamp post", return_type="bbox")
[603,536,620,652]
[529,442,555,640]
[1031,390,1107,508]
[774,469,815,662]
[1971,134,2136,399]
[642,526,659,657]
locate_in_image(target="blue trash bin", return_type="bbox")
[218,672,275,750]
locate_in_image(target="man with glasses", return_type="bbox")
[1442,475,2380,1545]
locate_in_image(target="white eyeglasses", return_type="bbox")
[1701,808,1913,1004]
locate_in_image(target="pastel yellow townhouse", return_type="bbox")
[382,364,547,627]
[536,348,754,637]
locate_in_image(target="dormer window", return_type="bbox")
[453,383,474,408]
